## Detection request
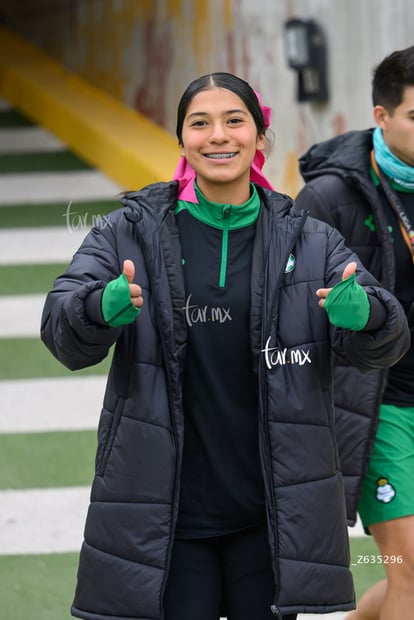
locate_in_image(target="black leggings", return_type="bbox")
[163,524,297,620]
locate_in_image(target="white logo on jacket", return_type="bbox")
[182,293,232,327]
[261,337,311,370]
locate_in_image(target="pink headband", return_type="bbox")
[173,89,274,201]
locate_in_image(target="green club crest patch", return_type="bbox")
[285,253,295,273]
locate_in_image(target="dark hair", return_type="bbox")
[372,46,414,112]
[176,72,266,145]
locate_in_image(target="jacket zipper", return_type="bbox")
[219,206,231,287]
[261,211,308,615]
[259,346,281,613]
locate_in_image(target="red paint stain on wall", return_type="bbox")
[133,16,174,128]
[226,31,236,75]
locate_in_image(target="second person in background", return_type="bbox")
[295,46,414,620]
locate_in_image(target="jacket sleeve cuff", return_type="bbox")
[85,288,107,325]
[363,294,387,331]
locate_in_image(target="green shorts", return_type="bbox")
[358,403,414,530]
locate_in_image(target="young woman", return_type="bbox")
[41,72,409,620]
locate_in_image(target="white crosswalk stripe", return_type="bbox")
[0,293,46,337]
[0,127,66,153]
[0,486,90,554]
[0,170,122,205]
[0,227,89,265]
[0,376,105,433]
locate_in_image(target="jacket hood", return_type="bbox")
[299,129,374,182]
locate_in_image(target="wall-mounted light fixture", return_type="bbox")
[284,18,328,103]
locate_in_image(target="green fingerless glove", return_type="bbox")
[324,273,370,331]
[101,272,141,327]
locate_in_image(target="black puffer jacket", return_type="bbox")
[41,181,409,619]
[295,129,401,524]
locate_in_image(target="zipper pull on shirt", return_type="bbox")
[220,206,231,287]
[175,182,261,287]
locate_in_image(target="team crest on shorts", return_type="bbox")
[375,477,396,503]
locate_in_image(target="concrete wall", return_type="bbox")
[2,0,414,194]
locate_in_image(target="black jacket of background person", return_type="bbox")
[41,180,409,619]
[296,128,414,526]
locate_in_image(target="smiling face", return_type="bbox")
[179,87,266,204]
[374,85,414,167]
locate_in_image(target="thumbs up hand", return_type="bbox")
[316,262,357,308]
[101,259,143,327]
[123,259,144,309]
[315,261,370,331]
